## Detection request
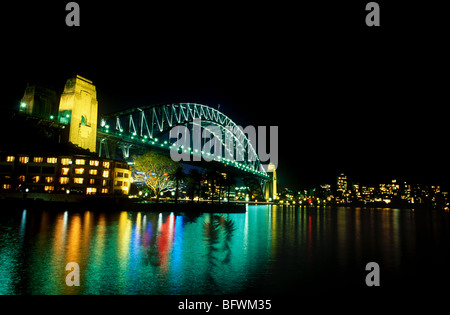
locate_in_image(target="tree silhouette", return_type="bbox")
[187,168,204,202]
[169,165,186,203]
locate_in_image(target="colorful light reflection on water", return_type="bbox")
[0,206,449,295]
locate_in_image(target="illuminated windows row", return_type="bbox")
[60,168,108,177]
[1,184,56,191]
[5,156,109,168]
[30,176,55,183]
[5,156,58,164]
[86,187,109,194]
[60,177,110,186]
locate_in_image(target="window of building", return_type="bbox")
[89,160,99,166]
[18,175,25,182]
[6,156,15,162]
[103,161,110,169]
[33,157,43,163]
[89,178,95,185]
[47,157,57,164]
[102,170,110,178]
[74,178,84,184]
[124,173,129,178]
[2,184,11,190]
[116,172,124,178]
[102,179,108,186]
[32,175,40,183]
[75,159,85,165]
[101,188,108,194]
[44,185,54,192]
[61,168,70,175]
[89,169,98,175]
[18,156,29,164]
[45,177,54,183]
[115,180,123,186]
[124,181,129,187]
[61,158,71,165]
[74,168,84,175]
[59,177,69,184]
[86,187,97,195]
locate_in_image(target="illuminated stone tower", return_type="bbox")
[265,163,277,201]
[58,75,98,152]
[20,84,58,119]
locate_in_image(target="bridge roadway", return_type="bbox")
[96,103,270,181]
[96,129,268,180]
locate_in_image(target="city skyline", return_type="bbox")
[276,171,448,210]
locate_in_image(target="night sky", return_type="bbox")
[2,1,448,190]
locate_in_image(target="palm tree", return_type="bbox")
[168,165,186,204]
[223,173,236,203]
[187,168,203,202]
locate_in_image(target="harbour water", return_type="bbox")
[1,205,449,295]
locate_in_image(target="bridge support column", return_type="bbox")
[118,143,133,159]
[264,163,277,201]
[98,138,110,158]
[58,75,98,153]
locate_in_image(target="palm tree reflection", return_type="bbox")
[204,214,236,290]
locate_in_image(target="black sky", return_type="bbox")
[2,1,448,190]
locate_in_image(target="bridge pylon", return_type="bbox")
[265,163,277,201]
[58,75,98,153]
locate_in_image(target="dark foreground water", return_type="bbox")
[1,205,449,295]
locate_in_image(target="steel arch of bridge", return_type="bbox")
[99,103,269,179]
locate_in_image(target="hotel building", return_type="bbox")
[0,153,131,195]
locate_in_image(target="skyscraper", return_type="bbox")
[337,173,347,192]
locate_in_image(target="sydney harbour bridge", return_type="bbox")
[17,75,276,201]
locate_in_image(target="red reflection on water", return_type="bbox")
[157,214,176,274]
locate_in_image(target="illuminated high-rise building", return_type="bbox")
[337,173,347,192]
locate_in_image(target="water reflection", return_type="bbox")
[0,206,449,294]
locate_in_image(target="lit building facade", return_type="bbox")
[113,161,132,195]
[0,153,131,195]
[337,173,348,192]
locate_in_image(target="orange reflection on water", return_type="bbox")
[118,211,132,282]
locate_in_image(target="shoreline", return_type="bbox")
[0,192,247,213]
[1,192,445,213]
